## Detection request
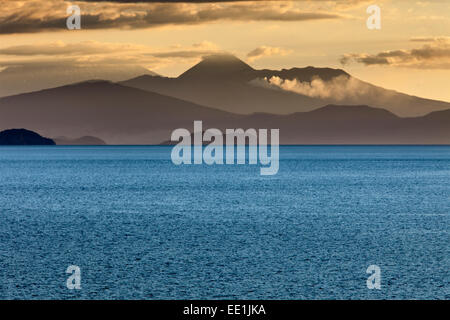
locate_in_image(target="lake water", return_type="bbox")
[0,146,448,299]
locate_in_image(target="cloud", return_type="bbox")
[340,37,450,69]
[0,40,223,71]
[0,41,146,56]
[78,0,373,3]
[0,0,343,34]
[246,46,291,62]
[81,0,277,2]
[250,75,373,101]
[410,36,450,43]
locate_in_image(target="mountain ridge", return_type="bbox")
[0,80,448,144]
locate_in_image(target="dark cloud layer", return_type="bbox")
[78,0,366,2]
[340,38,450,69]
[0,0,342,34]
[79,1,296,2]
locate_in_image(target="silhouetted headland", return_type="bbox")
[0,129,55,145]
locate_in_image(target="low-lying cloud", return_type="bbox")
[251,75,372,101]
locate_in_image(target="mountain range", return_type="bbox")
[121,54,450,117]
[0,54,449,144]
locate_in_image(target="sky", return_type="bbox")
[0,0,449,101]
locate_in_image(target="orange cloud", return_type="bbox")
[0,0,342,34]
[246,46,292,62]
[340,38,450,69]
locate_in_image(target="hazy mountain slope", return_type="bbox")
[178,54,256,81]
[0,64,158,98]
[123,75,324,115]
[0,80,239,144]
[121,54,450,117]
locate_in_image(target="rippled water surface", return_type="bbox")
[0,146,449,299]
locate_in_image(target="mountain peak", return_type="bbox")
[202,53,251,64]
[178,53,254,80]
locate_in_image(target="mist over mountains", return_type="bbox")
[121,54,450,117]
[0,54,449,144]
[0,64,157,98]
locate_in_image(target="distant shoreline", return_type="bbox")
[2,144,450,147]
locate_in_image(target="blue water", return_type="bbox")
[0,146,448,299]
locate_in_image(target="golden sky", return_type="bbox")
[1,0,449,101]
